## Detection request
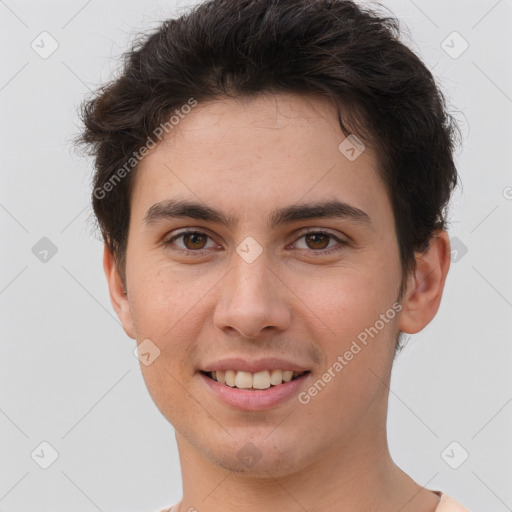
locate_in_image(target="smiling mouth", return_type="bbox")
[201,369,310,390]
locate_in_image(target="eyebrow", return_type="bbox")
[143,198,373,230]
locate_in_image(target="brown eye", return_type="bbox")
[164,230,216,255]
[182,232,208,250]
[293,230,347,255]
[304,233,330,250]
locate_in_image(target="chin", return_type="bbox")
[196,428,309,477]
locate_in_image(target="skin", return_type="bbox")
[104,92,451,512]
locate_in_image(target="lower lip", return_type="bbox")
[199,372,310,411]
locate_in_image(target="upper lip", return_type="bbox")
[200,357,310,374]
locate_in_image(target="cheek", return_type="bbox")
[291,260,401,414]
[294,262,399,344]
[295,279,398,436]
[128,270,204,421]
[138,358,206,438]
[127,257,207,337]
[127,263,216,409]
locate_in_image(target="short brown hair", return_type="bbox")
[75,0,461,298]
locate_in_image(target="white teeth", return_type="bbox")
[270,369,283,385]
[282,370,293,382]
[208,369,305,389]
[253,370,271,389]
[225,370,236,387]
[235,371,253,389]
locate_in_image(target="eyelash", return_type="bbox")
[163,229,347,257]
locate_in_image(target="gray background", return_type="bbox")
[0,0,511,511]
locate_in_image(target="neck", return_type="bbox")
[173,414,439,512]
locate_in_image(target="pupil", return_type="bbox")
[307,233,328,249]
[186,233,205,249]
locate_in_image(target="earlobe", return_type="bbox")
[398,230,451,334]
[103,245,136,339]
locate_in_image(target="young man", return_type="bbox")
[76,0,470,510]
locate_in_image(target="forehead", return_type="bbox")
[131,92,389,227]
[153,92,370,157]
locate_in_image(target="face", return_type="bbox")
[111,92,408,475]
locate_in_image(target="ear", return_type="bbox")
[103,245,136,339]
[398,229,451,334]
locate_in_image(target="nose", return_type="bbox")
[213,251,291,339]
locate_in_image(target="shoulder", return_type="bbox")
[435,493,472,512]
[157,496,472,512]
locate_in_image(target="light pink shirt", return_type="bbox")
[159,492,471,511]
[436,493,472,511]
